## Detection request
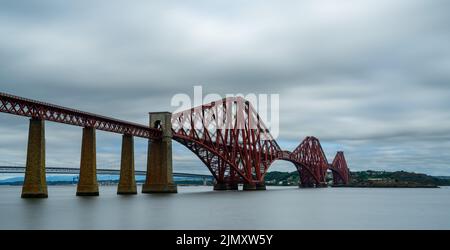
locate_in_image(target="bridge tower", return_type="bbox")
[142,112,177,193]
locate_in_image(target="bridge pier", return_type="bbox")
[318,182,328,188]
[213,182,239,191]
[242,183,266,191]
[21,118,48,198]
[243,183,257,191]
[117,134,137,195]
[299,183,313,188]
[256,182,266,190]
[76,127,99,196]
[299,182,325,188]
[142,112,177,193]
[227,183,239,190]
[213,183,227,190]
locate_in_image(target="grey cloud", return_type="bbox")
[0,0,449,175]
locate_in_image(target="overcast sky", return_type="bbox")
[1,0,450,176]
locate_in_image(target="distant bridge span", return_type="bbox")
[0,92,350,197]
[0,166,214,180]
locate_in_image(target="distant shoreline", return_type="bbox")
[331,184,439,188]
[265,170,450,188]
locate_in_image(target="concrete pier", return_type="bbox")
[299,183,316,188]
[21,118,48,198]
[318,182,328,188]
[256,182,267,190]
[76,127,99,196]
[142,112,177,193]
[117,134,137,195]
[213,183,227,190]
[214,182,239,191]
[243,183,257,191]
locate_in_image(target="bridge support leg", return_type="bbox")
[76,127,99,196]
[142,112,177,193]
[117,134,137,195]
[21,118,48,198]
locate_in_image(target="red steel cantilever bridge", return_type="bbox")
[0,92,350,196]
[171,97,349,189]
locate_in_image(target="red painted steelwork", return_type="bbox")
[0,92,162,139]
[172,97,350,187]
[172,97,281,185]
[282,136,329,187]
[330,151,350,185]
[0,92,350,186]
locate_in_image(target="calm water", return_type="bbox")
[1,185,449,229]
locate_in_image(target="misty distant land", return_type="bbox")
[265,170,450,188]
[1,170,449,188]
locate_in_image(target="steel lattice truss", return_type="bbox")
[172,97,281,184]
[285,136,329,187]
[0,92,162,139]
[329,152,350,185]
[172,97,350,186]
[0,92,350,186]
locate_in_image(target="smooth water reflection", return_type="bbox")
[1,185,449,229]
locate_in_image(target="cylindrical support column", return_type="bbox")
[22,118,48,198]
[142,112,177,193]
[117,134,137,195]
[76,127,99,196]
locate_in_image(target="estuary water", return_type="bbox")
[0,185,449,229]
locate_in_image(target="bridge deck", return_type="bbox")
[0,92,162,139]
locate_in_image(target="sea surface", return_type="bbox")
[1,185,449,229]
